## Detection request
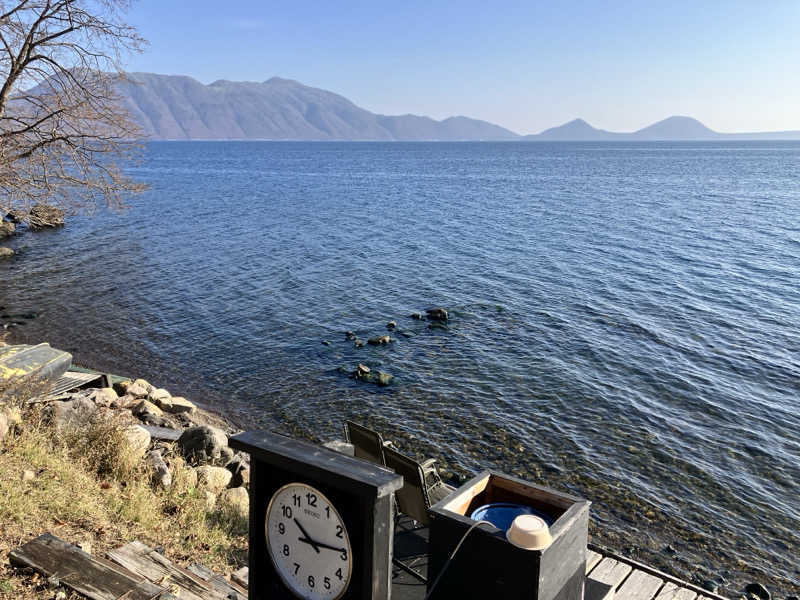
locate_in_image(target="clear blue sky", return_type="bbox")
[124,1,800,135]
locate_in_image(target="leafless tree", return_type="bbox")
[0,0,146,219]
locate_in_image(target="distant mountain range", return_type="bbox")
[117,73,800,141]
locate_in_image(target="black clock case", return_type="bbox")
[230,431,403,600]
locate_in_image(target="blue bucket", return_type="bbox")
[470,503,555,531]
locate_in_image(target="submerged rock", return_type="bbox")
[0,247,13,259]
[409,313,425,320]
[29,203,65,229]
[744,583,770,600]
[354,339,365,348]
[426,307,449,321]
[345,331,357,340]
[351,366,394,387]
[0,222,14,239]
[367,335,393,345]
[386,321,397,330]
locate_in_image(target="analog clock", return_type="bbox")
[266,482,353,599]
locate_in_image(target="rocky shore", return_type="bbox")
[0,204,65,260]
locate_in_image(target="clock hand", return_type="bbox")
[311,540,346,553]
[293,518,321,553]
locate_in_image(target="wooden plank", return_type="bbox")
[616,569,664,600]
[8,533,164,600]
[187,564,247,599]
[585,557,634,600]
[231,566,249,589]
[107,541,227,600]
[587,549,603,573]
[655,582,698,600]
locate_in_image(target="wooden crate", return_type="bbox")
[427,470,590,600]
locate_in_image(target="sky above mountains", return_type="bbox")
[124,1,800,136]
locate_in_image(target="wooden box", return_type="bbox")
[427,471,590,600]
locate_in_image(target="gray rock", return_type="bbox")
[345,331,356,340]
[219,486,249,516]
[744,583,770,600]
[29,203,64,228]
[367,335,393,345]
[203,490,217,510]
[122,425,151,461]
[87,387,118,407]
[162,396,196,414]
[0,247,13,259]
[387,321,397,329]
[147,388,171,404]
[177,425,228,464]
[148,450,172,488]
[0,221,14,239]
[126,383,150,399]
[225,454,251,487]
[0,412,8,442]
[45,396,97,429]
[195,465,233,494]
[426,307,449,321]
[132,400,163,419]
[410,312,425,320]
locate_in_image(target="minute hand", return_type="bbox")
[314,540,346,553]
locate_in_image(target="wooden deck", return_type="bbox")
[390,518,730,600]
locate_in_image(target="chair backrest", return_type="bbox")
[344,421,386,466]
[383,446,431,525]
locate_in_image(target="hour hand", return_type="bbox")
[293,518,320,553]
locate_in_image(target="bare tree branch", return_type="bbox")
[0,0,147,217]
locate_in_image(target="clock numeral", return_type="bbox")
[278,522,285,535]
[293,562,300,575]
[335,567,343,581]
[306,492,317,507]
[335,524,343,539]
[324,576,331,590]
[340,548,348,562]
[325,506,330,519]
[308,575,315,588]
[282,505,292,518]
[292,493,301,507]
[282,544,290,557]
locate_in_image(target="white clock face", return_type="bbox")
[265,483,353,599]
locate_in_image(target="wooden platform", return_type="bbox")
[390,518,730,600]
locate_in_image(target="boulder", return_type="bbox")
[45,396,97,429]
[176,425,228,464]
[28,203,65,229]
[87,387,118,407]
[132,400,163,419]
[195,465,233,494]
[122,425,151,461]
[225,454,250,488]
[0,247,13,259]
[163,396,195,414]
[5,209,26,223]
[126,383,150,399]
[219,486,249,516]
[204,491,217,510]
[113,379,132,396]
[0,221,14,239]
[148,450,172,488]
[744,583,770,600]
[426,307,449,321]
[147,388,171,405]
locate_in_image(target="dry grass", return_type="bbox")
[0,383,247,599]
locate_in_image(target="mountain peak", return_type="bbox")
[633,115,718,139]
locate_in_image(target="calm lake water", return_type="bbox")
[2,142,798,596]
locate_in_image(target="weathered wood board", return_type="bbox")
[655,581,699,600]
[8,533,164,600]
[107,541,228,600]
[616,570,664,600]
[187,563,247,599]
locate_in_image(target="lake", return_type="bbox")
[2,141,798,596]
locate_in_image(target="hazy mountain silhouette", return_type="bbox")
[116,73,800,141]
[118,73,518,141]
[525,115,800,141]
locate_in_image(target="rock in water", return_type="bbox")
[345,331,356,340]
[386,321,397,330]
[367,335,393,345]
[177,425,228,464]
[0,221,14,239]
[376,372,394,386]
[426,307,448,321]
[744,583,770,600]
[0,247,13,259]
[28,203,65,229]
